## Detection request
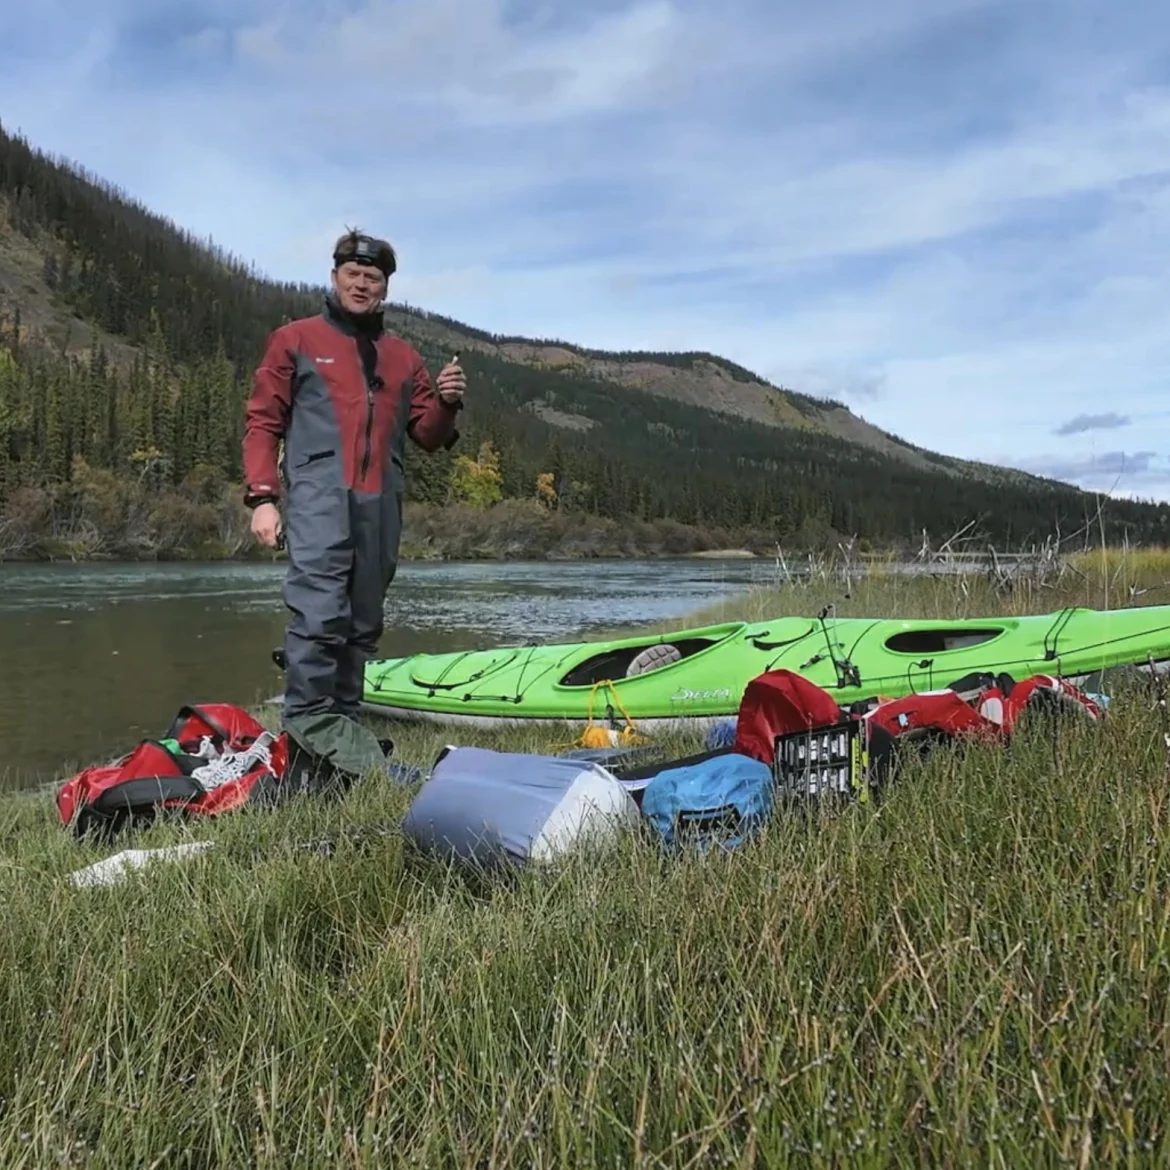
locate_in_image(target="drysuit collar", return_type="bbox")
[323,292,384,338]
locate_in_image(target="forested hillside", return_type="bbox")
[1,120,1167,561]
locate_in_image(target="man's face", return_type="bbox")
[331,261,388,313]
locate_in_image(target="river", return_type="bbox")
[0,558,768,790]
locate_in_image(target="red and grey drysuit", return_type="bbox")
[242,295,459,725]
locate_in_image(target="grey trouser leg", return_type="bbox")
[281,483,353,724]
[335,490,402,716]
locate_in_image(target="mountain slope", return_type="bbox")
[376,308,1047,487]
[1,119,1167,554]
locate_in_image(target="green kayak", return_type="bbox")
[362,604,1170,728]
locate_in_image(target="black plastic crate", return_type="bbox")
[773,719,869,799]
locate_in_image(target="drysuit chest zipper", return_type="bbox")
[361,380,375,480]
[355,336,383,483]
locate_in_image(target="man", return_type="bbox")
[242,229,464,736]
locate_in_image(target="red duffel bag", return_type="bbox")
[57,703,288,840]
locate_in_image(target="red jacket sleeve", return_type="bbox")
[242,326,296,492]
[406,351,460,452]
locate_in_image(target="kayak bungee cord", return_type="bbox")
[750,626,816,653]
[818,604,861,689]
[905,657,934,694]
[407,650,520,693]
[508,642,541,704]
[1043,607,1076,661]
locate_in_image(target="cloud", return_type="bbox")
[1018,450,1158,480]
[1007,449,1170,499]
[1053,412,1131,436]
[3,0,1170,496]
[229,0,682,127]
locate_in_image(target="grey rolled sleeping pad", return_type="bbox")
[401,746,641,869]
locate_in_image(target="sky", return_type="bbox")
[2,0,1169,499]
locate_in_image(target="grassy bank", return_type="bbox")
[3,562,1170,1165]
[4,696,1169,1165]
[620,545,1170,638]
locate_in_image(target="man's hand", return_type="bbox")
[436,355,466,405]
[251,501,282,548]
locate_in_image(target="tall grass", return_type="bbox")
[648,546,1170,633]
[1,685,1169,1165]
[4,559,1170,1164]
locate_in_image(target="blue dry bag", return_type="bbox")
[641,751,773,850]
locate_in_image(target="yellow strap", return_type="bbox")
[555,678,649,750]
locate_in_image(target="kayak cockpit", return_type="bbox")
[882,626,1005,654]
[557,622,747,687]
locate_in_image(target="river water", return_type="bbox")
[0,558,767,790]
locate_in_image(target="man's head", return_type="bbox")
[330,229,397,315]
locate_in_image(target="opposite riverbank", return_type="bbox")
[0,486,789,563]
[5,465,1167,566]
[3,552,1170,1163]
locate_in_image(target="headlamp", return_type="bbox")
[332,232,397,276]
